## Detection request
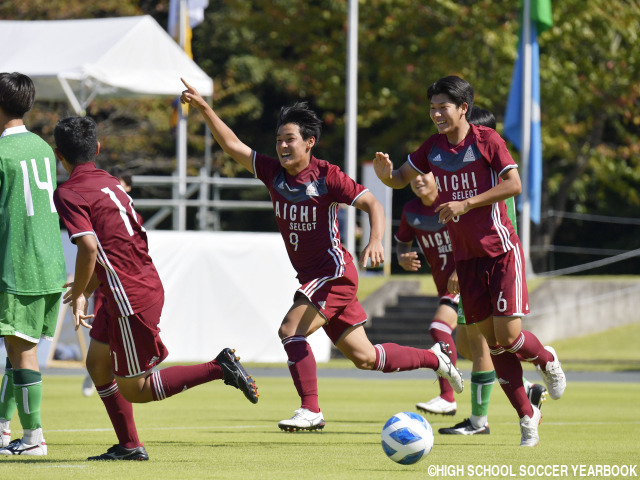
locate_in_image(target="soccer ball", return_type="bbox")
[381,412,434,465]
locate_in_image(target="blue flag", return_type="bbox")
[504,28,542,224]
[504,24,542,224]
[504,0,552,225]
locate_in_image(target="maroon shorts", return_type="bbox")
[295,262,367,344]
[90,294,169,378]
[455,246,529,325]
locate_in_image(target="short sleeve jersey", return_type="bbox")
[53,163,163,317]
[394,197,455,297]
[0,127,66,295]
[253,153,367,284]
[408,124,519,261]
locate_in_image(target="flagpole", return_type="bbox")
[521,0,534,275]
[345,0,358,261]
[174,0,188,231]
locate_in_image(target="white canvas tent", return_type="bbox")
[0,15,213,229]
[0,15,213,112]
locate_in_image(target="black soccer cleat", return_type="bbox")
[438,418,490,435]
[87,444,149,461]
[215,348,259,404]
[526,383,548,410]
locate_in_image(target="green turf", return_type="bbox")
[549,321,640,371]
[0,374,638,479]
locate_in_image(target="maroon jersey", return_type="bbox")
[408,124,519,261]
[253,153,367,284]
[394,197,455,298]
[53,163,163,318]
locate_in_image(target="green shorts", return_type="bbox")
[457,299,467,326]
[0,291,62,343]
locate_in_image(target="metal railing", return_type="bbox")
[131,171,272,230]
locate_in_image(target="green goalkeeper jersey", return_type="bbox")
[0,128,66,295]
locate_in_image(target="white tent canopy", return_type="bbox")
[0,15,213,112]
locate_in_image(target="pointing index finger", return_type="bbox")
[180,77,192,90]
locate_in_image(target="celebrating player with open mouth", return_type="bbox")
[181,77,463,433]
[374,75,566,447]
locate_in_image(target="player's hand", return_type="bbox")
[398,251,421,271]
[435,200,468,224]
[63,282,94,330]
[373,152,393,183]
[447,270,460,295]
[180,78,206,109]
[359,239,384,269]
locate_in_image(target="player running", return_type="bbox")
[180,78,462,433]
[394,172,461,416]
[53,116,258,461]
[374,76,565,447]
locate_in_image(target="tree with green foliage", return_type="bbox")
[2,0,639,272]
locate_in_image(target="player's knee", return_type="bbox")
[117,381,151,404]
[348,352,376,370]
[352,359,375,370]
[496,332,518,347]
[277,325,288,340]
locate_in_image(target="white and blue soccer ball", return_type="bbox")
[381,412,434,465]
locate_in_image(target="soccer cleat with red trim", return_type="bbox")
[439,418,490,435]
[215,348,259,404]
[0,438,47,456]
[0,429,10,448]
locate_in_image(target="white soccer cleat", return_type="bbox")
[430,342,463,394]
[416,396,457,416]
[538,346,566,400]
[0,438,47,456]
[278,408,325,432]
[519,406,541,447]
[0,429,10,448]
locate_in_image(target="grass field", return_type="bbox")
[1,318,639,480]
[0,376,638,479]
[1,310,638,478]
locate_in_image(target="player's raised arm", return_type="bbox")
[353,191,385,268]
[180,78,254,173]
[373,152,419,189]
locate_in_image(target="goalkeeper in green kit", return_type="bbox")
[0,72,66,456]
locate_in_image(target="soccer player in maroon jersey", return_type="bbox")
[394,173,462,416]
[81,166,134,398]
[52,116,259,461]
[374,76,566,446]
[180,78,463,432]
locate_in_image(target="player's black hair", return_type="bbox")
[54,116,98,166]
[109,166,132,188]
[276,101,322,147]
[0,72,36,118]
[427,76,475,121]
[468,105,496,129]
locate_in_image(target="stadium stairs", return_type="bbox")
[331,280,439,358]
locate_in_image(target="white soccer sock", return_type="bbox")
[0,419,9,432]
[469,414,488,429]
[22,427,43,445]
